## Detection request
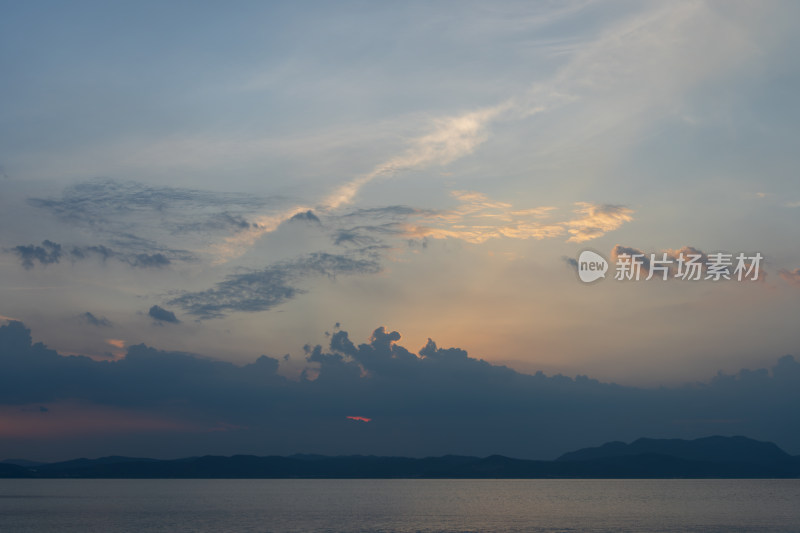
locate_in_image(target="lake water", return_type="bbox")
[1,479,799,532]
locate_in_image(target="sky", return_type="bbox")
[1,0,800,461]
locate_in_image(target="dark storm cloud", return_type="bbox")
[1,320,799,459]
[82,312,112,328]
[148,305,180,324]
[0,321,282,410]
[169,252,382,319]
[11,240,62,269]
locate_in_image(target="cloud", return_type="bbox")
[82,312,112,328]
[289,210,321,224]
[209,104,511,263]
[779,268,800,287]
[610,244,651,274]
[129,253,171,268]
[118,1,746,265]
[9,240,192,270]
[343,206,424,219]
[69,245,115,262]
[29,179,268,228]
[225,0,745,260]
[341,193,631,245]
[26,179,268,267]
[1,320,800,459]
[333,223,403,247]
[148,305,180,324]
[13,1,772,271]
[174,212,257,233]
[11,240,62,269]
[105,234,196,264]
[321,106,512,213]
[169,252,382,319]
[564,203,635,243]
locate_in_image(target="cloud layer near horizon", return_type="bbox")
[1,320,798,461]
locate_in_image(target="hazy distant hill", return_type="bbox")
[557,436,794,468]
[0,463,33,478]
[3,436,799,479]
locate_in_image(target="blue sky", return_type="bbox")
[1,1,800,459]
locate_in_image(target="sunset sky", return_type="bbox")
[1,1,800,461]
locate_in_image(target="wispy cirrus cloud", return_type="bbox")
[210,104,513,263]
[19,2,758,270]
[209,3,722,261]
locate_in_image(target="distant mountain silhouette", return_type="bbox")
[35,456,159,473]
[0,463,33,478]
[3,436,799,478]
[557,436,794,468]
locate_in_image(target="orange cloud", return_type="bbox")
[346,416,372,423]
[401,193,631,244]
[564,203,634,243]
[779,268,800,287]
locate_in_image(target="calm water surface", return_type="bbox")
[1,479,799,532]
